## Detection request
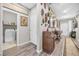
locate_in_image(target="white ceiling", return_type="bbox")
[50,3,79,19]
[20,3,36,9]
[20,3,79,20]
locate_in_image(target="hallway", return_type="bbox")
[65,38,79,56]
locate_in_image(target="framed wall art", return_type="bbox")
[20,16,28,26]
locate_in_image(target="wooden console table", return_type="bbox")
[43,31,55,54]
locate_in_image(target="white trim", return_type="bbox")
[0,4,3,56]
[16,13,29,47]
[2,7,19,46]
[16,13,19,46]
[3,44,16,50]
[36,49,42,54]
[17,13,30,47]
[17,41,31,46]
[2,7,29,47]
[30,41,37,46]
[2,7,18,15]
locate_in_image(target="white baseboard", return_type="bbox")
[0,52,3,56]
[36,49,42,54]
[17,41,31,46]
[30,41,37,46]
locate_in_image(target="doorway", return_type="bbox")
[2,8,17,50]
[60,21,69,37]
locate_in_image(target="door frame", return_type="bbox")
[2,7,19,47]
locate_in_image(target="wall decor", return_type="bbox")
[41,9,44,16]
[45,13,48,22]
[45,23,47,27]
[44,3,46,9]
[48,20,50,24]
[20,16,28,26]
[42,18,45,24]
[41,3,43,5]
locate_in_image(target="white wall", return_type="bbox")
[60,19,72,37]
[3,10,17,25]
[36,4,49,53]
[3,10,17,42]
[2,3,29,15]
[76,16,79,28]
[5,29,16,42]
[29,4,44,52]
[0,3,2,55]
[76,28,79,41]
[17,14,30,46]
[60,22,69,36]
[29,6,37,45]
[2,4,30,46]
[0,4,3,56]
[69,20,73,33]
[75,16,79,41]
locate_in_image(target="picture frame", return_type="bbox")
[20,16,28,26]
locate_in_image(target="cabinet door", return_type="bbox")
[43,31,55,53]
[43,33,49,50]
[43,32,51,52]
[43,32,48,49]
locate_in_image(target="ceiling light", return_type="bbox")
[63,10,68,13]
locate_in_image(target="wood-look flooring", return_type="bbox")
[3,43,49,56]
[3,41,16,50]
[64,37,79,56]
[3,37,79,56]
[3,40,60,56]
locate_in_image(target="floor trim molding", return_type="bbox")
[36,49,42,54]
[17,41,31,46]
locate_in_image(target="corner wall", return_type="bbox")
[29,6,37,45]
[2,3,30,46]
[36,3,49,53]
